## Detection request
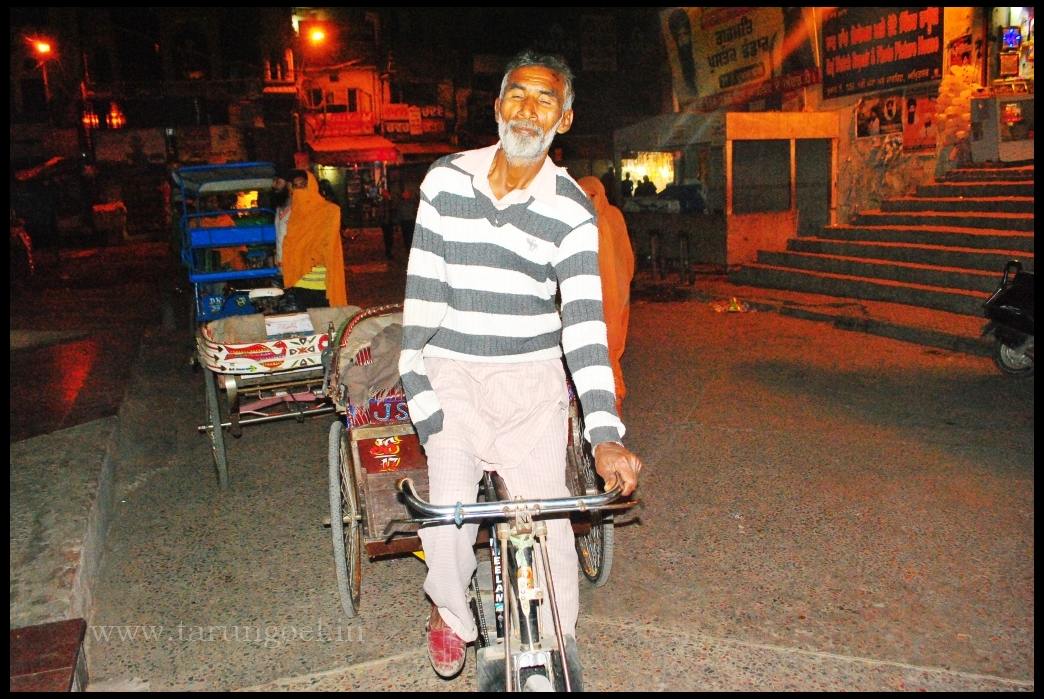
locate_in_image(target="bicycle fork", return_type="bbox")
[498,515,574,692]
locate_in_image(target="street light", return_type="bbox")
[294,19,335,153]
[26,35,56,104]
[308,27,327,46]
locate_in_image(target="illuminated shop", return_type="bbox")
[971,7,1034,162]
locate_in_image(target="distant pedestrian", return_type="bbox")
[635,175,657,196]
[600,164,618,206]
[396,183,418,253]
[380,184,396,260]
[620,171,634,198]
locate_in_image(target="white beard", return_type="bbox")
[498,114,563,163]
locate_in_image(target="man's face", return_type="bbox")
[495,65,574,162]
[292,175,308,189]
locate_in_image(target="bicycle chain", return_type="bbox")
[472,576,491,646]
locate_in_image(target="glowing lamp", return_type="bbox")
[106,102,126,129]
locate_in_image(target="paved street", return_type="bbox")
[9,243,178,443]
[71,234,1033,691]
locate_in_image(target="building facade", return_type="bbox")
[616,6,1033,267]
[10,7,671,235]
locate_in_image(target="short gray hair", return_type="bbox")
[500,50,575,110]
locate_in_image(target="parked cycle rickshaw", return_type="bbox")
[323,303,635,690]
[323,304,625,622]
[174,161,358,488]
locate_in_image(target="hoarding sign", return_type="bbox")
[662,7,820,112]
[821,7,943,99]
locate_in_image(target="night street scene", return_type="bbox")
[9,6,1033,692]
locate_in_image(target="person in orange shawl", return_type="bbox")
[281,171,348,308]
[578,175,634,417]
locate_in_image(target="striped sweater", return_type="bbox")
[399,143,626,447]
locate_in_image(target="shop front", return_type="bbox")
[614,110,838,269]
[305,135,399,228]
[970,7,1034,162]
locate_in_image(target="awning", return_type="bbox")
[394,142,458,158]
[172,161,277,196]
[307,135,399,165]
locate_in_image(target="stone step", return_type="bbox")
[852,210,1034,231]
[916,181,1034,198]
[802,224,1035,252]
[940,165,1034,182]
[729,264,985,316]
[788,237,1034,273]
[757,250,1000,292]
[881,196,1034,214]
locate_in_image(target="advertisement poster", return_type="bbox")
[946,33,974,68]
[662,7,820,111]
[822,7,944,99]
[902,94,938,151]
[304,112,376,139]
[855,93,904,138]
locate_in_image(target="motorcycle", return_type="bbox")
[982,260,1034,377]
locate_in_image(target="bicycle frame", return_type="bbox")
[393,476,634,691]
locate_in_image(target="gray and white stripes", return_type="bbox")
[398,144,625,447]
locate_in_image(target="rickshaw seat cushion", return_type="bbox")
[344,323,404,411]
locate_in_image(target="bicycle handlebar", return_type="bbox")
[395,477,635,528]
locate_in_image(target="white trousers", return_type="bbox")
[418,358,579,643]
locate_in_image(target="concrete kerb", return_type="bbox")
[8,330,150,632]
[10,418,118,630]
[71,415,120,626]
[77,321,164,623]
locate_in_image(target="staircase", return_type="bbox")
[729,163,1034,317]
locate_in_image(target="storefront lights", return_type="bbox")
[82,107,100,129]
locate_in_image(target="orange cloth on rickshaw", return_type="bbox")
[578,176,634,416]
[196,213,246,270]
[281,173,348,307]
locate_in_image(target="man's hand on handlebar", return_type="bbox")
[593,442,643,497]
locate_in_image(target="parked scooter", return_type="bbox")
[982,260,1034,377]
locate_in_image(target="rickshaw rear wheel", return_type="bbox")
[328,420,362,618]
[203,366,229,489]
[566,401,615,587]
